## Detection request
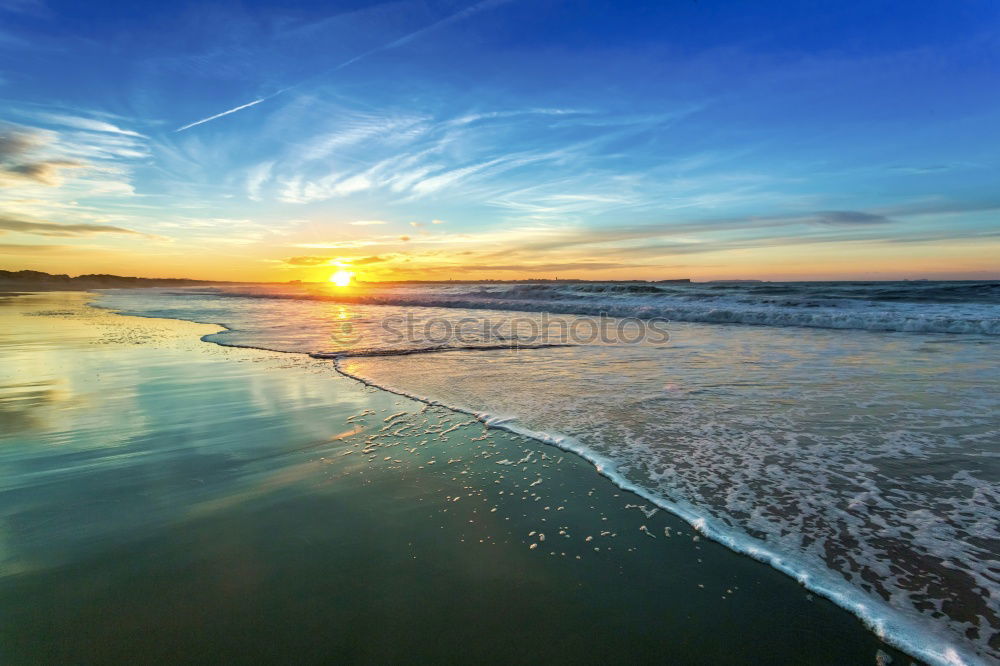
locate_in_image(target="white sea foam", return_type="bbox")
[331,281,1000,335]
[166,280,1000,336]
[336,333,1000,666]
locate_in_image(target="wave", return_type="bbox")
[92,287,998,665]
[182,282,1000,335]
[501,280,1000,304]
[332,356,989,666]
[312,342,574,358]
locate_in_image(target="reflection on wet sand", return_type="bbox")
[0,292,906,664]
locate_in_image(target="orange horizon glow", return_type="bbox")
[2,236,999,284]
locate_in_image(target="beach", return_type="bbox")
[6,0,999,662]
[0,291,912,664]
[93,280,1000,665]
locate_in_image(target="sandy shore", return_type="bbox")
[0,292,908,664]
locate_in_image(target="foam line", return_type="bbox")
[180,284,1000,336]
[90,291,993,665]
[329,358,988,666]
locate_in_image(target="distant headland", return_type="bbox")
[0,269,235,291]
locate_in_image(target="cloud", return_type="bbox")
[172,0,514,132]
[284,255,333,266]
[0,123,147,201]
[332,173,371,196]
[409,221,424,228]
[283,253,391,267]
[488,208,906,257]
[461,261,647,272]
[0,129,43,159]
[410,159,503,196]
[350,254,391,265]
[0,243,71,254]
[432,219,446,224]
[398,235,411,242]
[295,239,383,249]
[2,159,83,186]
[449,108,585,126]
[0,127,85,186]
[887,164,966,175]
[254,94,679,207]
[337,0,513,67]
[813,211,892,225]
[0,214,161,239]
[245,161,274,201]
[350,220,387,225]
[37,114,144,137]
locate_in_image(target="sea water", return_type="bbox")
[97,280,1000,665]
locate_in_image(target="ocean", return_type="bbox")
[95,280,1000,665]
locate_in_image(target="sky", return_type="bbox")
[1,0,999,282]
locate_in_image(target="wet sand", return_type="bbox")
[0,292,910,664]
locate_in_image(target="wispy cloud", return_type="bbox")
[282,253,392,267]
[37,113,145,137]
[0,214,163,239]
[174,0,514,132]
[0,126,85,186]
[284,255,333,266]
[351,254,392,265]
[460,261,647,272]
[0,128,45,158]
[253,101,698,209]
[1,159,83,186]
[0,243,73,254]
[243,161,274,201]
[331,0,513,70]
[0,116,154,246]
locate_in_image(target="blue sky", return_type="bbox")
[1,0,999,280]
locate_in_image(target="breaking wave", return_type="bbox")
[170,280,1000,336]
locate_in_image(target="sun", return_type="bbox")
[329,270,354,287]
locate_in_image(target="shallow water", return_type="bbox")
[0,292,911,664]
[123,279,1000,335]
[344,326,1000,664]
[94,284,1000,664]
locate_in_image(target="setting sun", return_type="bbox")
[329,270,354,287]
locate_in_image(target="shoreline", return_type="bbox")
[331,358,974,666]
[1,292,916,664]
[95,287,987,664]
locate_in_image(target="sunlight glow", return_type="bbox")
[329,270,354,287]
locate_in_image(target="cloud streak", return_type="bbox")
[332,0,512,71]
[0,243,73,254]
[0,214,162,239]
[0,128,44,159]
[38,113,145,137]
[284,255,333,266]
[1,159,84,186]
[0,127,88,186]
[174,0,512,132]
[175,97,270,132]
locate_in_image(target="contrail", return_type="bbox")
[175,97,268,132]
[174,0,511,132]
[333,0,510,71]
